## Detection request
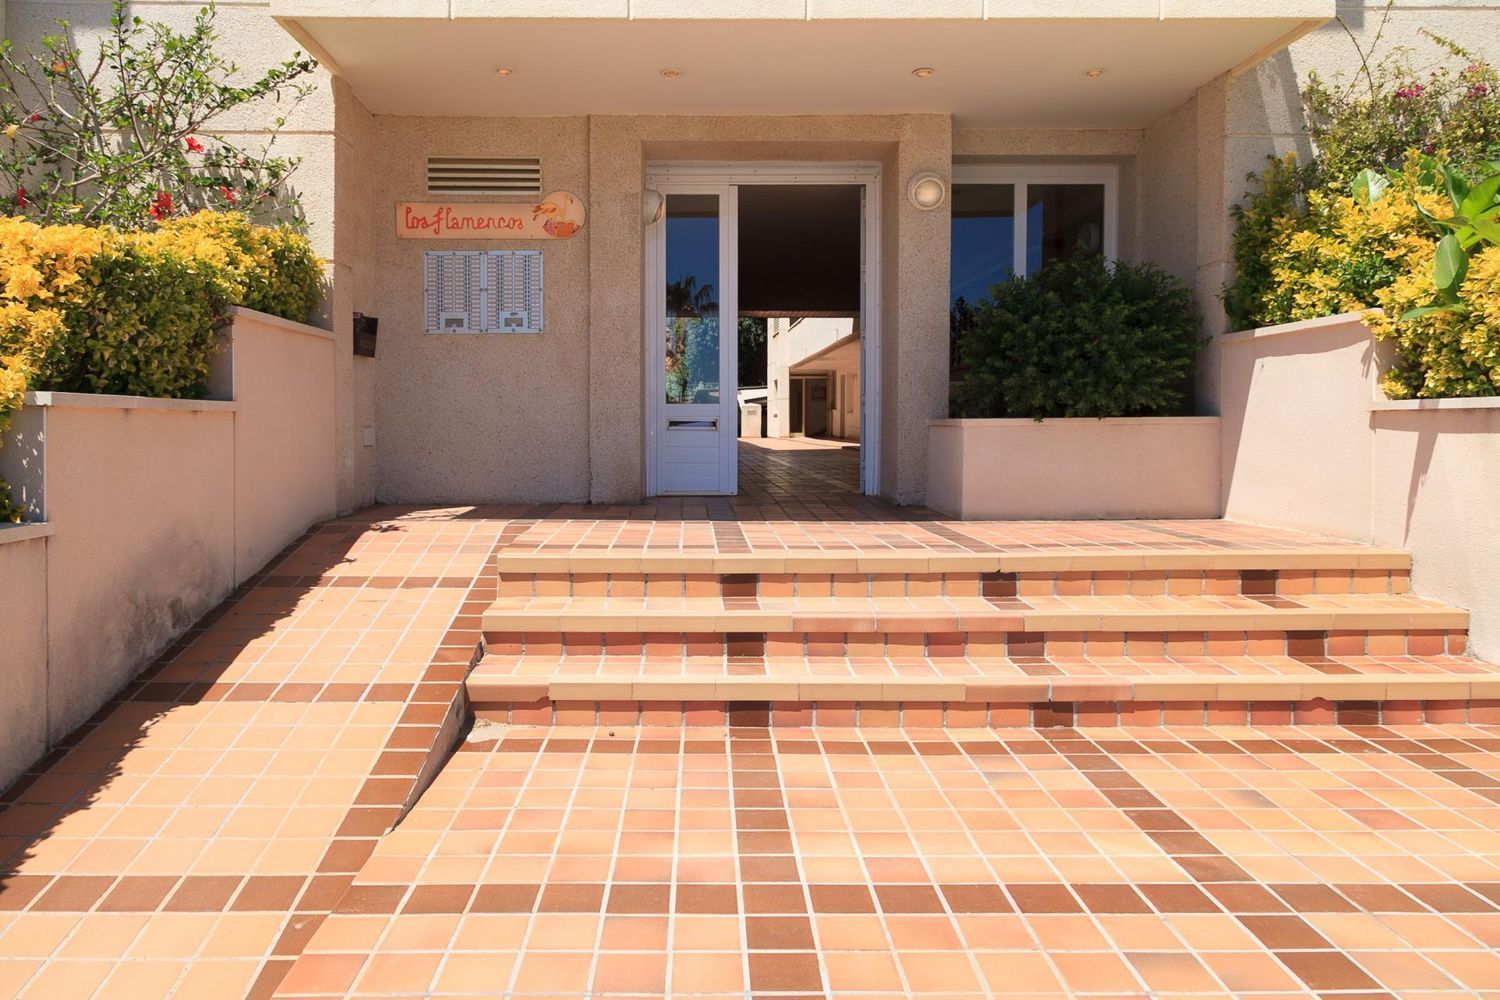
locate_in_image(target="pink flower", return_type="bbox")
[15,186,27,207]
[26,112,40,124]
[219,186,237,205]
[1394,83,1425,100]
[184,136,204,154]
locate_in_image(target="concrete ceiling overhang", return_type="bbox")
[272,2,1332,128]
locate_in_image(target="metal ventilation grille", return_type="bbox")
[426,157,541,196]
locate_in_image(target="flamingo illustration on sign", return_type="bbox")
[533,191,584,239]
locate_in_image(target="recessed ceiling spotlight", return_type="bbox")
[660,68,682,79]
[496,67,514,76]
[911,67,935,79]
[1085,68,1105,79]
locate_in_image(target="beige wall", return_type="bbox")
[0,526,49,790]
[1372,403,1500,664]
[928,417,1222,520]
[222,308,339,572]
[367,116,593,503]
[2,395,239,746]
[1219,313,1500,661]
[0,311,338,783]
[1220,313,1384,537]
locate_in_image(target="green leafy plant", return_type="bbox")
[1371,157,1500,318]
[1225,17,1500,331]
[1225,154,1316,332]
[0,0,316,229]
[953,254,1202,420]
[1302,26,1500,185]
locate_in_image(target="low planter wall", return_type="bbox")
[927,417,1222,520]
[0,523,53,789]
[1220,311,1500,661]
[0,308,336,789]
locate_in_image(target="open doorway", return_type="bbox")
[646,164,879,498]
[736,184,863,499]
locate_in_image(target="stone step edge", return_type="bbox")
[465,673,1500,705]
[479,605,1470,634]
[495,548,1412,575]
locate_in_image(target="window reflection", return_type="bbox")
[664,194,720,405]
[1026,183,1106,273]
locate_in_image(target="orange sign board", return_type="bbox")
[396,191,585,240]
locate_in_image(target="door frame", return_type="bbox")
[644,161,883,497]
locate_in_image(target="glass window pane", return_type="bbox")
[1025,183,1105,273]
[950,184,1015,309]
[664,194,720,405]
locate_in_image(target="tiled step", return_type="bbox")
[479,592,1468,659]
[481,591,1464,631]
[496,548,1413,598]
[466,649,1500,728]
[477,528,1487,729]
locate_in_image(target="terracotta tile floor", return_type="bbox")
[282,723,1500,998]
[3,505,1498,998]
[503,511,1395,559]
[0,509,526,1000]
[738,437,862,500]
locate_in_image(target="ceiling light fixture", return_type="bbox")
[496,67,514,76]
[660,68,682,79]
[911,67,935,79]
[1085,68,1105,79]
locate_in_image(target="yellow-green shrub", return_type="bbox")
[1252,166,1499,398]
[1372,243,1500,397]
[0,212,324,522]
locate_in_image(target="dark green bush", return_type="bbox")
[953,254,1202,419]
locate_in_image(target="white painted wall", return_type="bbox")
[766,316,856,438]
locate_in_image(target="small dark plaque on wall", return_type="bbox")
[353,313,378,358]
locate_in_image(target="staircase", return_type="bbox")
[467,531,1500,728]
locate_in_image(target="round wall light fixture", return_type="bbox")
[642,188,666,225]
[495,67,514,77]
[660,68,682,79]
[907,171,947,211]
[911,66,935,79]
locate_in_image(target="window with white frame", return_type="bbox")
[949,163,1119,315]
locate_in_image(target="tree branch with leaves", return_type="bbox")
[0,0,318,229]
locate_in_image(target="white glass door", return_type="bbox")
[647,183,737,495]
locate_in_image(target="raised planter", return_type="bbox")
[0,307,337,789]
[1219,310,1500,661]
[927,417,1222,520]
